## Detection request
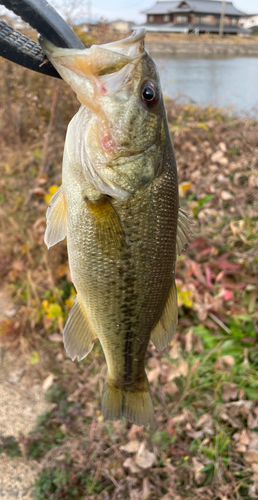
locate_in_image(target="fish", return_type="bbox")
[40,29,192,427]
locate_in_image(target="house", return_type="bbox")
[142,0,247,34]
[239,14,258,32]
[110,19,136,32]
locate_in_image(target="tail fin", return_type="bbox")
[101,376,155,428]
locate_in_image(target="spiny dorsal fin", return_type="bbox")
[176,207,194,257]
[63,295,97,362]
[151,280,178,352]
[44,185,67,249]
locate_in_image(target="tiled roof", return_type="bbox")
[141,1,178,14]
[143,0,246,16]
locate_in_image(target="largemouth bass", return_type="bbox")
[41,29,192,427]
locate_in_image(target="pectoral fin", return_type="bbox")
[151,281,178,352]
[85,195,126,258]
[44,185,67,249]
[176,207,193,256]
[63,295,97,362]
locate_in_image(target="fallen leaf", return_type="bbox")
[49,333,63,342]
[235,444,247,453]
[215,355,235,372]
[120,440,140,453]
[244,449,258,463]
[127,424,145,441]
[185,328,193,353]
[55,263,69,277]
[248,484,258,499]
[219,157,229,166]
[222,383,238,402]
[142,477,151,499]
[32,187,46,197]
[67,388,81,403]
[169,341,181,360]
[135,443,156,469]
[60,423,68,434]
[147,367,160,384]
[192,457,206,485]
[248,432,258,451]
[221,191,233,201]
[219,142,227,152]
[42,373,55,392]
[123,457,141,474]
[239,429,251,446]
[167,360,188,381]
[211,150,224,162]
[248,412,258,430]
[195,413,213,435]
[220,412,242,429]
[170,409,189,426]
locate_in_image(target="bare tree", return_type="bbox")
[49,0,88,26]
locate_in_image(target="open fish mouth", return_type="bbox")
[40,29,146,112]
[41,29,161,201]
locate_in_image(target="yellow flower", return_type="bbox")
[65,287,76,310]
[44,185,60,205]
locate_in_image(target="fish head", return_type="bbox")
[40,29,168,198]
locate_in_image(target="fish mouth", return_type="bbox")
[40,29,146,113]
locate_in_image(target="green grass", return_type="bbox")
[33,458,104,500]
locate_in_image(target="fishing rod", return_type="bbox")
[0,0,85,77]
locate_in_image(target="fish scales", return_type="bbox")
[65,135,177,385]
[41,29,192,427]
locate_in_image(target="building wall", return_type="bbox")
[147,14,166,23]
[147,10,241,27]
[239,15,258,29]
[175,14,190,24]
[111,21,129,31]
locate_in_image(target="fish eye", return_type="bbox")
[141,81,159,108]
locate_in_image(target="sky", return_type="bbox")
[54,0,258,24]
[0,0,257,25]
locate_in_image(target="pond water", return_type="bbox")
[152,53,258,117]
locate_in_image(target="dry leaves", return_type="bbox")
[222,383,238,402]
[120,440,140,454]
[192,457,206,485]
[122,441,156,473]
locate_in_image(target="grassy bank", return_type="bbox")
[0,51,258,500]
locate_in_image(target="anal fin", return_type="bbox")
[151,280,178,352]
[44,185,67,249]
[85,195,126,258]
[176,207,194,256]
[63,295,97,361]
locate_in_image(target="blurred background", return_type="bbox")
[0,1,258,499]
